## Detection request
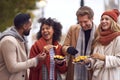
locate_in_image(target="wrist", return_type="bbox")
[35,57,39,64]
[99,55,105,61]
[102,55,105,61]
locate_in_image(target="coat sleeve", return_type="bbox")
[1,36,37,73]
[105,36,120,68]
[62,26,74,55]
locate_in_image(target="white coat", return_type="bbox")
[91,36,120,80]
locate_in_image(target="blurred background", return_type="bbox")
[0,0,120,49]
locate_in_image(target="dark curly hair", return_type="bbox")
[37,17,62,42]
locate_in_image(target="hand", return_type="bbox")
[43,44,54,53]
[77,58,91,65]
[91,53,105,61]
[55,59,65,66]
[55,59,65,64]
[84,58,91,65]
[67,46,78,55]
[37,52,47,61]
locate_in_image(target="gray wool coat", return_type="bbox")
[0,27,38,80]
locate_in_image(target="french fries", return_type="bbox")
[73,56,88,63]
[54,55,65,60]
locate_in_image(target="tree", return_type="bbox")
[0,0,36,32]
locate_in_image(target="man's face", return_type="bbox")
[23,20,32,36]
[78,15,93,31]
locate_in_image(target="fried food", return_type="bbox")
[73,56,88,63]
[54,55,65,60]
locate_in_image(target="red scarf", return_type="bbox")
[98,30,120,45]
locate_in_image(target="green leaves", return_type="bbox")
[0,0,36,32]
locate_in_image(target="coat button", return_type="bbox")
[22,75,24,77]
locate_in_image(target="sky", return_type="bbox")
[44,0,104,34]
[28,0,105,48]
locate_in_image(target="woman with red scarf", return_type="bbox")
[84,9,120,80]
[29,17,67,80]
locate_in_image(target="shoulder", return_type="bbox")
[0,36,17,49]
[112,36,120,47]
[115,36,120,41]
[68,24,81,33]
[69,24,80,30]
[31,38,45,48]
[114,36,120,43]
[1,36,17,43]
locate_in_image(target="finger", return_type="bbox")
[43,53,47,57]
[77,61,84,64]
[43,46,46,49]
[40,52,46,56]
[91,54,97,58]
[56,61,62,64]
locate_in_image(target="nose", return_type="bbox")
[80,22,85,27]
[43,29,47,32]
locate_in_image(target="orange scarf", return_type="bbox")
[98,30,120,45]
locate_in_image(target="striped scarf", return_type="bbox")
[42,48,62,80]
[50,48,55,80]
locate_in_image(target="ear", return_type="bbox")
[91,17,93,21]
[22,24,27,30]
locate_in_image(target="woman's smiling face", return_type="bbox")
[100,15,111,31]
[41,24,54,41]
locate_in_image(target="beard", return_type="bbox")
[23,29,31,36]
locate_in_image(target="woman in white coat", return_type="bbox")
[85,9,120,80]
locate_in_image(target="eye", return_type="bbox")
[101,17,105,21]
[105,18,109,21]
[46,27,50,30]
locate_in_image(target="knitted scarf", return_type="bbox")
[99,30,120,45]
